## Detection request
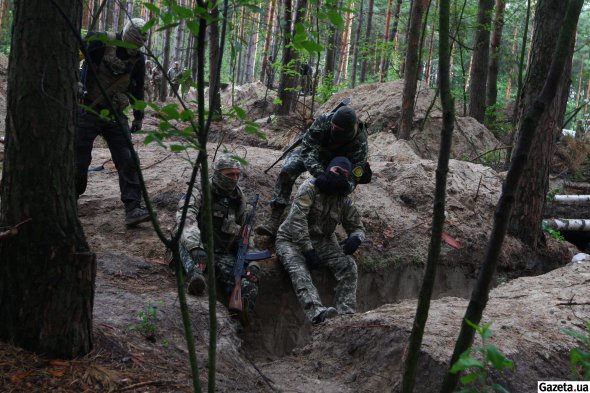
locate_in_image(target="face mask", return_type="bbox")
[212,170,238,195]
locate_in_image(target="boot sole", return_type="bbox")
[125,214,150,227]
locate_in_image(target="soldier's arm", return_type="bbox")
[282,181,316,251]
[129,53,145,121]
[341,198,366,241]
[176,190,205,252]
[301,114,330,177]
[349,126,369,186]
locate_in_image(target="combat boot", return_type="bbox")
[255,206,285,237]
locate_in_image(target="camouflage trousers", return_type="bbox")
[276,234,357,322]
[270,148,307,208]
[178,244,258,312]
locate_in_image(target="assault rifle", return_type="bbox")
[228,194,271,314]
[264,97,352,174]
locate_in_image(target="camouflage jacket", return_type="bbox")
[276,179,366,252]
[176,183,246,255]
[300,111,369,184]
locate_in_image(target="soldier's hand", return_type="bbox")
[245,263,261,283]
[314,171,350,195]
[341,235,362,255]
[130,119,142,133]
[190,248,208,272]
[303,249,322,269]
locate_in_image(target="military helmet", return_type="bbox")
[122,18,148,47]
[214,154,242,172]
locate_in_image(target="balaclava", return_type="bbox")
[330,106,358,144]
[212,154,242,195]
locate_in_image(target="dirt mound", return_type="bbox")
[261,261,590,392]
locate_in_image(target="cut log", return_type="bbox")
[552,195,590,204]
[543,218,590,231]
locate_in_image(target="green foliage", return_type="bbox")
[546,187,563,202]
[542,222,565,242]
[129,300,161,340]
[450,320,514,393]
[562,321,590,380]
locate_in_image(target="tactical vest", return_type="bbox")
[85,32,141,111]
[198,188,243,254]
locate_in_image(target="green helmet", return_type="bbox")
[214,154,242,172]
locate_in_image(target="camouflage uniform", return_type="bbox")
[275,178,365,322]
[270,111,368,209]
[175,181,258,311]
[76,28,145,214]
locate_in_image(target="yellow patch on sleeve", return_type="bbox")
[352,166,364,178]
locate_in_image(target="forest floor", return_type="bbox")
[1,60,590,392]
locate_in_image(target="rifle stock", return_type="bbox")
[263,97,352,174]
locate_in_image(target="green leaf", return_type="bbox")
[245,122,267,139]
[492,383,510,393]
[169,144,187,152]
[459,372,479,385]
[161,104,180,120]
[233,106,247,120]
[326,9,344,27]
[299,40,323,53]
[450,351,484,373]
[485,345,514,371]
[132,100,148,111]
[464,319,481,334]
[480,322,494,340]
[143,19,157,32]
[172,4,193,18]
[186,20,200,36]
[143,2,160,14]
[180,110,194,122]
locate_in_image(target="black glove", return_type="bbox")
[245,262,261,283]
[303,249,322,270]
[358,162,372,184]
[130,119,142,133]
[341,235,362,255]
[190,248,208,272]
[314,171,350,195]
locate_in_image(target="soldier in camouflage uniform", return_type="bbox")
[256,106,368,237]
[276,156,365,324]
[76,18,150,227]
[173,154,260,313]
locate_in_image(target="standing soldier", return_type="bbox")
[151,64,162,101]
[256,106,369,237]
[76,18,150,227]
[276,157,365,324]
[171,155,261,315]
[167,61,182,97]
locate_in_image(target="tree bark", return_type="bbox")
[379,0,394,83]
[398,0,429,140]
[508,0,575,249]
[259,0,276,83]
[484,0,506,125]
[0,0,95,358]
[208,2,222,119]
[382,0,403,80]
[359,0,374,83]
[350,0,364,88]
[467,0,495,122]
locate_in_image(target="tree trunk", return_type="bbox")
[209,3,222,119]
[424,11,436,86]
[467,0,495,122]
[504,25,518,108]
[336,3,353,84]
[160,3,172,100]
[484,0,506,125]
[259,0,276,83]
[277,0,295,114]
[0,0,95,359]
[244,8,261,83]
[359,0,374,83]
[382,0,403,80]
[398,0,429,140]
[576,55,584,108]
[508,0,575,249]
[378,0,393,83]
[350,0,364,88]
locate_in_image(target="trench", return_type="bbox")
[240,260,477,359]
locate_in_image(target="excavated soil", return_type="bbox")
[0,58,588,391]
